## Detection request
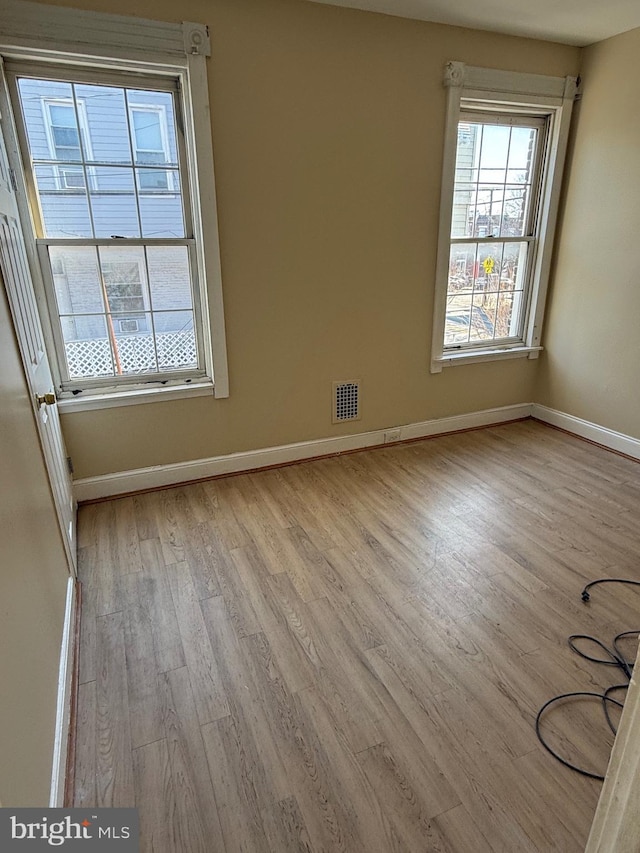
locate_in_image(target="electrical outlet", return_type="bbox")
[383,428,401,444]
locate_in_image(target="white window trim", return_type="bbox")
[430,61,580,373]
[42,97,95,190]
[0,1,229,402]
[55,378,214,411]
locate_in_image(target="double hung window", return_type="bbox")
[431,62,579,371]
[0,4,232,406]
[9,65,204,389]
[446,112,544,347]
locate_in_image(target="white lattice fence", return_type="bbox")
[65,330,197,378]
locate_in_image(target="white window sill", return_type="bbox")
[431,345,542,373]
[56,380,215,412]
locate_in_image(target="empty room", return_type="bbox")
[1,0,640,849]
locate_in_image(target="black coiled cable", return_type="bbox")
[535,579,640,781]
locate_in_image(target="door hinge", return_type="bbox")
[66,456,74,475]
[9,167,17,193]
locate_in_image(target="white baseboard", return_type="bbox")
[50,577,76,807]
[532,404,640,461]
[73,403,533,501]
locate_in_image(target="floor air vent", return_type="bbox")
[333,381,360,423]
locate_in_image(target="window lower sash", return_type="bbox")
[37,238,206,387]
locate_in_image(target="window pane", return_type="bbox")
[126,90,178,167]
[501,241,528,292]
[448,243,476,293]
[112,313,158,374]
[495,291,519,338]
[49,246,103,314]
[49,105,81,157]
[35,165,92,237]
[451,183,476,238]
[98,245,148,314]
[131,109,163,153]
[153,311,196,371]
[500,187,529,237]
[470,291,498,342]
[137,168,170,191]
[146,246,192,310]
[454,123,479,183]
[138,172,185,237]
[89,167,140,238]
[474,242,504,296]
[60,314,115,379]
[102,262,145,314]
[478,125,509,183]
[74,83,132,165]
[444,293,472,346]
[474,186,505,238]
[507,126,537,181]
[18,78,76,161]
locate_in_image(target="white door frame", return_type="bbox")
[0,77,77,576]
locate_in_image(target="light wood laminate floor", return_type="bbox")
[73,419,640,852]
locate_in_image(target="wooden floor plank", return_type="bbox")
[356,731,460,852]
[201,713,271,853]
[73,680,96,807]
[431,803,498,853]
[94,502,129,616]
[132,739,176,853]
[197,520,261,638]
[132,491,159,542]
[261,795,315,853]
[160,666,226,852]
[95,611,134,807]
[123,603,165,750]
[229,544,317,693]
[293,685,401,853]
[172,489,221,600]
[137,539,186,674]
[153,490,186,566]
[73,420,640,851]
[166,562,229,725]
[113,497,143,574]
[201,594,292,804]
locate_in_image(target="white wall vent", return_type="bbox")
[333,381,360,423]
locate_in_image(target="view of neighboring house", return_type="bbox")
[17,77,196,379]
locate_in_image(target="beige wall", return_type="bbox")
[536,27,640,439]
[0,279,70,806]
[35,0,580,478]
